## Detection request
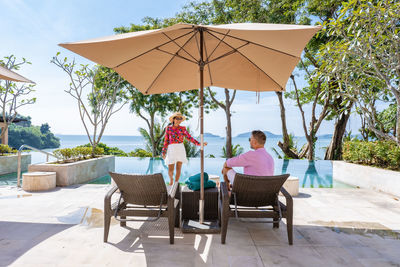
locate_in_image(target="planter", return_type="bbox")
[333,161,400,197]
[0,154,31,175]
[28,155,115,186]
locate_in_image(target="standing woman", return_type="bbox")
[162,112,207,185]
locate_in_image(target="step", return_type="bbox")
[23,172,56,192]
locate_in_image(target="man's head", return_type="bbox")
[249,130,266,149]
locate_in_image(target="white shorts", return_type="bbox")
[165,143,188,165]
[227,169,236,184]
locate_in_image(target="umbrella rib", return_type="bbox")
[205,42,249,64]
[206,28,300,59]
[114,30,195,69]
[205,30,230,62]
[156,48,198,64]
[145,31,198,94]
[162,32,198,63]
[206,30,284,90]
[202,33,213,85]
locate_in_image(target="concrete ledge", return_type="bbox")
[28,155,115,186]
[333,161,400,197]
[23,172,56,191]
[282,176,299,197]
[0,154,31,175]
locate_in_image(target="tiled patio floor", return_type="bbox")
[0,185,399,266]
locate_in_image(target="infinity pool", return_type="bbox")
[0,156,351,188]
[89,157,351,188]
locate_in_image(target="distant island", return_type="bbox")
[203,132,222,138]
[236,131,282,138]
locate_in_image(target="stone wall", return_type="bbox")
[333,161,400,197]
[28,155,115,186]
[0,154,31,175]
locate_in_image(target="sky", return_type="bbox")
[0,0,362,137]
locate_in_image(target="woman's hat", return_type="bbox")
[169,112,186,123]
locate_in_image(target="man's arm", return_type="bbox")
[225,151,251,168]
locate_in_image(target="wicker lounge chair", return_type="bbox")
[104,172,180,244]
[219,173,293,245]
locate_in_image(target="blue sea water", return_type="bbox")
[55,134,331,160]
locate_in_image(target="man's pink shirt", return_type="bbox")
[226,147,274,176]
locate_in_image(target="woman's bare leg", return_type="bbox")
[175,161,183,183]
[168,164,175,185]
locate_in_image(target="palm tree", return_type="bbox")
[138,120,167,157]
[273,133,299,159]
[222,144,243,158]
[183,126,200,157]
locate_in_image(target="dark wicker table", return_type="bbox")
[181,186,219,220]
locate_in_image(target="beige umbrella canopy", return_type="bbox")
[60,23,321,224]
[0,65,34,83]
[60,23,320,94]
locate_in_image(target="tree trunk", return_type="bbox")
[324,110,351,160]
[397,102,400,145]
[276,92,299,159]
[307,134,314,160]
[150,114,156,157]
[225,89,232,158]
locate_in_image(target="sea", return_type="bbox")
[54,134,331,159]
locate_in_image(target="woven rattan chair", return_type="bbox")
[104,172,180,244]
[219,173,293,245]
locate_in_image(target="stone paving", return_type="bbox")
[0,184,400,266]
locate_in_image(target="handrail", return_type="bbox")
[17,144,61,188]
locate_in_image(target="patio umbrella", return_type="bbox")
[0,65,35,83]
[59,23,321,224]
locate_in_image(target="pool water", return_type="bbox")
[0,157,351,188]
[89,157,351,188]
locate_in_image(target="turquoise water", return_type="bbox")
[88,157,351,188]
[0,157,350,188]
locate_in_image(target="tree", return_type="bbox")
[40,123,50,134]
[138,120,167,156]
[51,54,127,156]
[321,0,400,145]
[0,55,36,142]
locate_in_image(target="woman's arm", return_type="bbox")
[161,127,170,156]
[182,127,200,146]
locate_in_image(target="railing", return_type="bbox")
[17,144,61,188]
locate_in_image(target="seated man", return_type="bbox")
[222,130,274,190]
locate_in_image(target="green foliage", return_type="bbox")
[0,144,17,155]
[78,142,127,157]
[7,123,60,149]
[343,140,400,170]
[222,144,243,158]
[53,146,104,162]
[183,126,200,157]
[128,148,153,158]
[138,120,167,156]
[273,133,300,159]
[319,0,400,143]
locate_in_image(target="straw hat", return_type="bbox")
[169,112,186,123]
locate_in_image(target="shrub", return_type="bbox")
[53,146,104,162]
[128,148,153,158]
[0,144,17,155]
[343,140,400,170]
[78,143,127,157]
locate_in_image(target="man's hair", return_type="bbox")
[251,130,266,145]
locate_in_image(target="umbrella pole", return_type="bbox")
[199,28,205,224]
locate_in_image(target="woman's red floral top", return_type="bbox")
[162,125,200,156]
